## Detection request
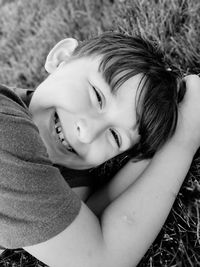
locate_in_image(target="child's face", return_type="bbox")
[30,56,142,169]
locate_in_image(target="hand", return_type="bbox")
[174,74,200,153]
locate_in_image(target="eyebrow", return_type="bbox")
[135,74,148,122]
[98,63,117,92]
[96,68,114,93]
[99,60,138,94]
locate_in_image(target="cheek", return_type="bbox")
[85,141,116,166]
[57,84,91,113]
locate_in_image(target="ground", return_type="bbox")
[0,0,199,266]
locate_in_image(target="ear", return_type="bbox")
[44,38,78,73]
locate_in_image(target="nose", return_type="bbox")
[75,117,107,143]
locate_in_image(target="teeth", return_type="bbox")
[58,132,65,140]
[62,140,68,146]
[57,126,62,132]
[54,112,74,152]
[55,122,61,132]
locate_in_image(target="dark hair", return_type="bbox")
[72,32,182,163]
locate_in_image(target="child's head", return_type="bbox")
[72,32,181,160]
[29,32,180,170]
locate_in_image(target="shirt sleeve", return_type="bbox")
[0,86,81,249]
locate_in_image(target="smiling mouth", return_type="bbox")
[54,111,77,154]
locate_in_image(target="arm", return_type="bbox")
[24,75,200,267]
[87,159,150,216]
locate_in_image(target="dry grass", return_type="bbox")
[0,0,199,266]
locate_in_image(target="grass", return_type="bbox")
[0,0,199,266]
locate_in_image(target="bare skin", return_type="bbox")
[24,75,200,267]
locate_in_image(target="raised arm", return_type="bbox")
[24,75,200,267]
[87,159,150,216]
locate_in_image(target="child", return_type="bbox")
[14,32,182,201]
[0,32,199,267]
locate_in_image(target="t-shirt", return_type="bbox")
[0,84,81,249]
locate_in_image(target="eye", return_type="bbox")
[110,129,121,148]
[92,86,103,108]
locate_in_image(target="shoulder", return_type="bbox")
[0,84,31,119]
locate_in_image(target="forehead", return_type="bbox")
[69,55,144,102]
